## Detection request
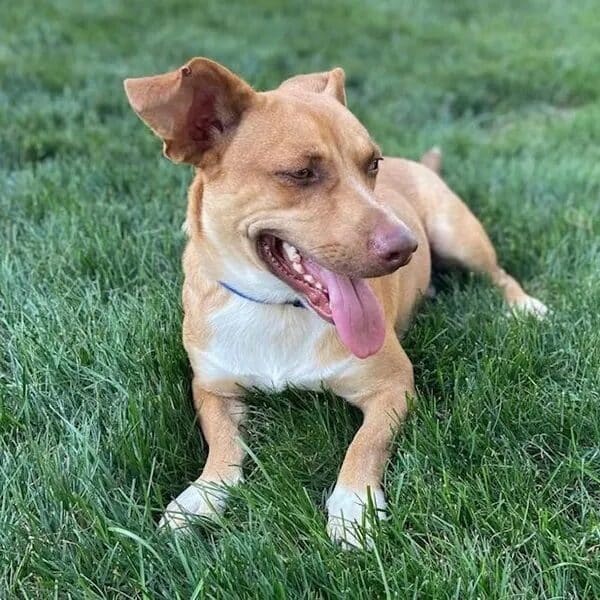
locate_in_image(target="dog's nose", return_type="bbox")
[369,223,418,270]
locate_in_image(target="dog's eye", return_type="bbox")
[275,166,319,186]
[368,157,383,174]
[291,168,315,180]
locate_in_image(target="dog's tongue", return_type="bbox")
[313,267,385,359]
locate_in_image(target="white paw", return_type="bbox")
[326,485,387,550]
[425,284,437,299]
[158,480,230,531]
[508,295,549,319]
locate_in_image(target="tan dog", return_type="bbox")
[124,58,547,548]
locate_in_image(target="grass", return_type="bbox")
[1,0,600,597]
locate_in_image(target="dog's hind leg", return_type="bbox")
[159,383,246,530]
[422,167,548,317]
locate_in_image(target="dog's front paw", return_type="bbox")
[158,480,230,531]
[508,294,549,319]
[326,485,387,550]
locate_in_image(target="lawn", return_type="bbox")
[2,0,600,597]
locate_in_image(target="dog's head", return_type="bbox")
[124,58,418,357]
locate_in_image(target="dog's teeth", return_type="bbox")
[292,262,305,274]
[315,282,323,290]
[304,274,315,284]
[283,241,301,262]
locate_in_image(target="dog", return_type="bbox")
[124,57,547,548]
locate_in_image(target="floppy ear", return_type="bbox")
[278,67,346,105]
[124,57,256,164]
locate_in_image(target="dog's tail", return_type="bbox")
[420,146,442,174]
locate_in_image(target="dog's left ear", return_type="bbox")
[278,68,346,105]
[124,57,256,164]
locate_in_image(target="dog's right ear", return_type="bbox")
[124,58,256,164]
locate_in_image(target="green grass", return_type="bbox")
[2,0,600,597]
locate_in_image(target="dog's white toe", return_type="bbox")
[509,295,549,319]
[159,480,229,531]
[326,485,387,550]
[425,284,437,299]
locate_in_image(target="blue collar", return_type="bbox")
[219,281,305,308]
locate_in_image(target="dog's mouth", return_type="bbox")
[257,234,385,359]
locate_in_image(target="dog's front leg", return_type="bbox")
[159,380,246,530]
[326,342,414,548]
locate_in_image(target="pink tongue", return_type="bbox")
[317,269,386,359]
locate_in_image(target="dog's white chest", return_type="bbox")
[192,297,351,392]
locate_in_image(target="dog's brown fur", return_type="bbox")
[124,58,547,547]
